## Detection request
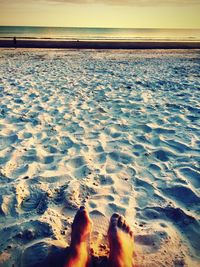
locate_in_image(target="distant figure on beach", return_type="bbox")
[13,36,17,48]
[65,206,134,267]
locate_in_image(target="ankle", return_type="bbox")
[66,243,89,267]
[109,258,123,267]
[70,241,88,254]
[109,252,133,267]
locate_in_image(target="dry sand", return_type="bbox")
[0,49,200,267]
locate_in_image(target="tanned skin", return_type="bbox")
[65,208,134,267]
[65,206,92,267]
[108,213,134,267]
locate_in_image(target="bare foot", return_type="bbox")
[65,206,92,267]
[108,213,134,267]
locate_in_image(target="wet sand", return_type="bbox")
[0,39,200,49]
[0,49,200,267]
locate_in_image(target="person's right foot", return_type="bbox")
[108,213,134,267]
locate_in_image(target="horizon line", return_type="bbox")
[0,25,200,30]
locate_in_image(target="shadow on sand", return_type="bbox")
[22,242,108,267]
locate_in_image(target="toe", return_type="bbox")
[73,206,88,224]
[109,213,120,233]
[125,225,131,233]
[122,220,131,233]
[117,216,124,228]
[122,222,127,231]
[110,213,120,226]
[79,206,87,215]
[111,213,120,220]
[130,231,134,238]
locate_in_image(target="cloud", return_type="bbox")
[1,0,200,6]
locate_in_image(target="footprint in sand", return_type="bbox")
[135,231,168,253]
[0,148,13,165]
[41,156,55,165]
[21,190,48,214]
[152,149,174,162]
[0,134,18,151]
[68,156,92,179]
[69,156,86,168]
[109,151,133,164]
[177,167,200,188]
[21,241,66,267]
[94,152,107,164]
[0,219,54,250]
[8,164,29,179]
[89,210,110,256]
[161,185,200,211]
[138,206,200,257]
[97,175,114,186]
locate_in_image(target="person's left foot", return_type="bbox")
[65,206,92,267]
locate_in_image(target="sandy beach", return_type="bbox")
[0,48,200,267]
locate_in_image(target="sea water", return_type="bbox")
[0,26,200,41]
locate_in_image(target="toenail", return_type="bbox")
[117,217,123,227]
[111,213,120,219]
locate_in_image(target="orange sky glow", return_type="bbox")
[0,0,200,28]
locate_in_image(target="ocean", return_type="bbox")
[0,26,200,41]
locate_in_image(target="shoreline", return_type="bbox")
[0,39,200,49]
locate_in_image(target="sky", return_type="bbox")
[0,0,200,28]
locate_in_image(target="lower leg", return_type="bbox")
[65,206,92,267]
[108,213,134,267]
